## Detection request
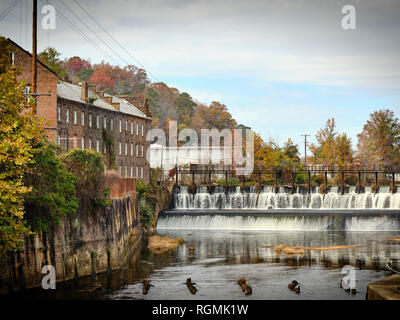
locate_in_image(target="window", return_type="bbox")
[103,144,106,154]
[141,145,144,157]
[136,123,139,135]
[73,110,77,125]
[57,105,61,121]
[57,133,60,146]
[141,124,144,136]
[118,166,121,175]
[130,166,133,178]
[88,138,92,149]
[125,120,128,132]
[66,108,69,123]
[130,123,133,134]
[24,86,32,103]
[124,166,128,178]
[81,137,85,149]
[130,143,133,156]
[81,111,85,126]
[103,116,107,129]
[96,115,100,128]
[89,113,92,127]
[96,140,100,152]
[141,167,143,179]
[119,119,122,133]
[119,142,122,155]
[110,118,114,130]
[136,166,138,178]
[136,144,139,157]
[9,51,14,65]
[125,143,128,155]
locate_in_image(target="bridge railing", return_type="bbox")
[166,166,400,194]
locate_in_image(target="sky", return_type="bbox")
[1,0,400,156]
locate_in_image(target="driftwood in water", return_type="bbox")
[237,277,252,295]
[143,279,153,295]
[288,280,300,294]
[185,278,198,294]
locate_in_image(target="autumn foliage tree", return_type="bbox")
[357,109,400,170]
[0,38,44,255]
[310,118,354,169]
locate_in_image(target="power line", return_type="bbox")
[0,0,20,23]
[58,0,131,67]
[41,0,122,67]
[72,0,161,83]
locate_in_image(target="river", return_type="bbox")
[12,227,400,300]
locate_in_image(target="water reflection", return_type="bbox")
[8,230,400,300]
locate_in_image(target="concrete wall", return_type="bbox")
[0,195,141,294]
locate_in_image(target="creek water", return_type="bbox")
[14,226,400,300]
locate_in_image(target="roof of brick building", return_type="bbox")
[57,81,151,120]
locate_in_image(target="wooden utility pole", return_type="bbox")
[32,0,37,115]
[301,134,310,169]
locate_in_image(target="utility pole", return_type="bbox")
[32,0,37,115]
[301,134,310,169]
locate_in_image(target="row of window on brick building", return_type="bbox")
[118,165,145,180]
[57,105,146,135]
[57,105,147,179]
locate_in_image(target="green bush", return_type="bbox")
[24,143,78,232]
[217,177,241,187]
[61,149,110,208]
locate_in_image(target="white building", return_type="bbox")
[149,143,231,170]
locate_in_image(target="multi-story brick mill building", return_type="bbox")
[7,38,152,183]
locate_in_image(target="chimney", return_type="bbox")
[103,96,113,104]
[137,98,151,117]
[112,102,120,111]
[88,83,96,93]
[80,81,88,102]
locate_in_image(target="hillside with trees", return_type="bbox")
[38,47,400,174]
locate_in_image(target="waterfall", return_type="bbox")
[173,185,400,210]
[157,213,400,231]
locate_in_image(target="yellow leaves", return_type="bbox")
[0,36,44,255]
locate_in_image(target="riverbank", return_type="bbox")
[0,194,141,294]
[367,274,400,300]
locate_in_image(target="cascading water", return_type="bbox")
[164,185,400,231]
[173,185,400,210]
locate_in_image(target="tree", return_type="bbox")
[175,92,196,122]
[0,37,44,255]
[67,56,91,73]
[310,118,353,169]
[38,47,67,79]
[89,68,115,90]
[283,138,300,163]
[61,149,110,207]
[23,143,78,232]
[67,56,91,80]
[76,68,94,82]
[357,109,400,170]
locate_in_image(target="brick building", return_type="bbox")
[8,38,152,183]
[8,39,58,141]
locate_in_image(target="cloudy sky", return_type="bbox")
[1,0,400,154]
